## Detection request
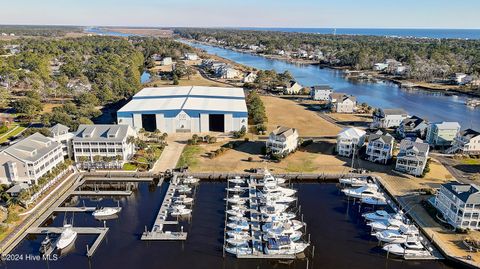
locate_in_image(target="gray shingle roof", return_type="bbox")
[442,182,480,204]
[398,139,429,157]
[271,126,297,138]
[382,108,408,116]
[73,124,131,142]
[367,133,394,144]
[459,129,480,139]
[311,85,332,91]
[3,133,60,162]
[49,123,69,136]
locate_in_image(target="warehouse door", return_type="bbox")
[141,114,157,132]
[209,114,225,132]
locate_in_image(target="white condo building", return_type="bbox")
[336,127,366,157]
[49,123,74,158]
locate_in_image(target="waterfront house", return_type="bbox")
[49,123,74,158]
[452,73,473,85]
[310,85,332,101]
[426,121,461,147]
[336,127,366,157]
[72,124,137,169]
[373,63,389,71]
[0,133,64,185]
[266,126,299,155]
[371,108,408,129]
[329,93,356,113]
[5,182,29,197]
[0,113,14,127]
[448,129,480,155]
[161,57,173,66]
[397,115,428,139]
[284,80,303,94]
[365,132,394,164]
[395,139,430,176]
[217,66,241,79]
[243,72,257,83]
[434,182,480,230]
[184,53,199,61]
[151,54,162,61]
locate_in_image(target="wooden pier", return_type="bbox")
[71,190,133,196]
[84,177,154,182]
[53,207,96,212]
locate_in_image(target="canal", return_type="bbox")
[2,182,453,269]
[185,41,480,130]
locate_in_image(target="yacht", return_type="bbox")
[92,207,121,218]
[226,209,246,217]
[339,176,374,187]
[173,195,193,205]
[374,225,420,244]
[262,212,296,222]
[227,229,250,238]
[56,224,77,250]
[362,210,403,222]
[176,185,192,194]
[260,171,287,186]
[39,235,53,254]
[264,236,309,255]
[382,240,430,257]
[226,195,247,205]
[368,218,406,231]
[263,230,302,242]
[361,195,387,206]
[170,207,192,216]
[260,204,289,216]
[226,234,250,246]
[262,185,296,197]
[182,176,200,184]
[228,216,249,222]
[228,177,245,184]
[227,220,250,230]
[341,184,381,199]
[225,244,252,255]
[262,220,304,232]
[260,195,296,204]
[226,185,246,193]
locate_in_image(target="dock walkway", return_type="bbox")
[54,207,96,212]
[72,190,132,196]
[84,177,154,182]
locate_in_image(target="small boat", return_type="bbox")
[262,212,296,222]
[225,244,252,255]
[339,176,374,187]
[260,195,296,204]
[92,207,121,218]
[226,185,246,193]
[176,185,192,194]
[56,224,77,250]
[173,195,194,205]
[368,218,406,232]
[226,209,245,217]
[182,176,200,184]
[374,225,420,244]
[260,171,287,186]
[341,184,381,199]
[39,235,53,254]
[228,176,245,184]
[170,207,192,217]
[226,195,247,205]
[260,204,289,215]
[262,220,304,232]
[262,185,296,197]
[226,234,249,246]
[228,216,249,222]
[227,230,250,238]
[382,241,430,257]
[264,236,309,255]
[361,195,387,206]
[227,220,250,230]
[263,231,303,242]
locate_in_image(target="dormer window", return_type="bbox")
[31,149,37,156]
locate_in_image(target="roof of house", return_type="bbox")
[459,128,480,139]
[73,124,132,142]
[117,86,248,114]
[442,182,480,204]
[288,80,301,88]
[2,133,60,162]
[432,121,461,130]
[398,139,429,155]
[338,127,366,139]
[6,183,29,194]
[381,108,408,116]
[330,93,355,103]
[49,123,69,136]
[311,85,332,91]
[367,133,394,144]
[270,126,297,138]
[401,115,426,128]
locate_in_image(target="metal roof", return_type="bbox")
[3,133,61,162]
[73,124,131,142]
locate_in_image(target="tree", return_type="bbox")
[0,87,11,109]
[12,97,43,118]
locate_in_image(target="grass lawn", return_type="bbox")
[461,158,480,165]
[0,125,26,144]
[176,145,202,169]
[123,163,138,171]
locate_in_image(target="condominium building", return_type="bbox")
[365,132,394,164]
[434,182,480,230]
[0,133,64,184]
[72,124,137,167]
[266,126,299,155]
[336,127,366,157]
[49,123,74,158]
[395,139,430,176]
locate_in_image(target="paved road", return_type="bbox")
[431,153,475,184]
[151,134,190,173]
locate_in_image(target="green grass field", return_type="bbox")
[176,145,202,169]
[0,125,26,144]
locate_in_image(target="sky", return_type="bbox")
[1,0,479,29]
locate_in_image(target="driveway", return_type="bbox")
[151,134,190,173]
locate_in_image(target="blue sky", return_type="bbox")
[1,0,479,28]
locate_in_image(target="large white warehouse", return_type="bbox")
[117,86,248,133]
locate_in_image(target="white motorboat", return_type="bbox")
[261,195,296,204]
[226,209,246,217]
[225,244,252,255]
[339,176,374,187]
[226,185,246,193]
[92,207,121,218]
[368,218,406,231]
[228,216,249,222]
[176,185,192,194]
[182,176,200,184]
[228,176,245,184]
[39,235,53,254]
[227,230,250,238]
[260,204,289,216]
[260,171,287,186]
[361,195,387,206]
[226,234,250,246]
[263,230,303,242]
[341,184,381,199]
[173,195,194,205]
[227,220,250,230]
[226,195,247,205]
[382,241,430,257]
[362,210,404,223]
[374,225,420,244]
[56,224,77,250]
[262,220,304,232]
[262,185,296,197]
[262,212,296,222]
[170,207,192,217]
[264,236,309,255]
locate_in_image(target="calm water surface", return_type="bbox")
[185,41,480,130]
[2,183,453,269]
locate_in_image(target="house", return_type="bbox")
[426,121,461,147]
[151,54,162,61]
[161,57,173,66]
[397,115,428,138]
[284,80,303,94]
[448,129,480,155]
[373,63,389,71]
[395,139,430,176]
[310,85,332,101]
[329,93,356,113]
[243,72,257,83]
[217,66,241,79]
[5,182,29,197]
[0,133,64,185]
[365,132,394,164]
[72,124,137,169]
[184,53,199,61]
[434,182,480,230]
[266,126,299,155]
[336,127,366,157]
[452,73,473,85]
[49,123,74,158]
[371,108,408,129]
[0,113,14,127]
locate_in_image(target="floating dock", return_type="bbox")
[84,177,154,182]
[53,207,96,212]
[71,190,132,196]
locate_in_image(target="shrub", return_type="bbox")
[0,125,8,134]
[247,157,253,162]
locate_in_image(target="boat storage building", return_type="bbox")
[117,86,248,133]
